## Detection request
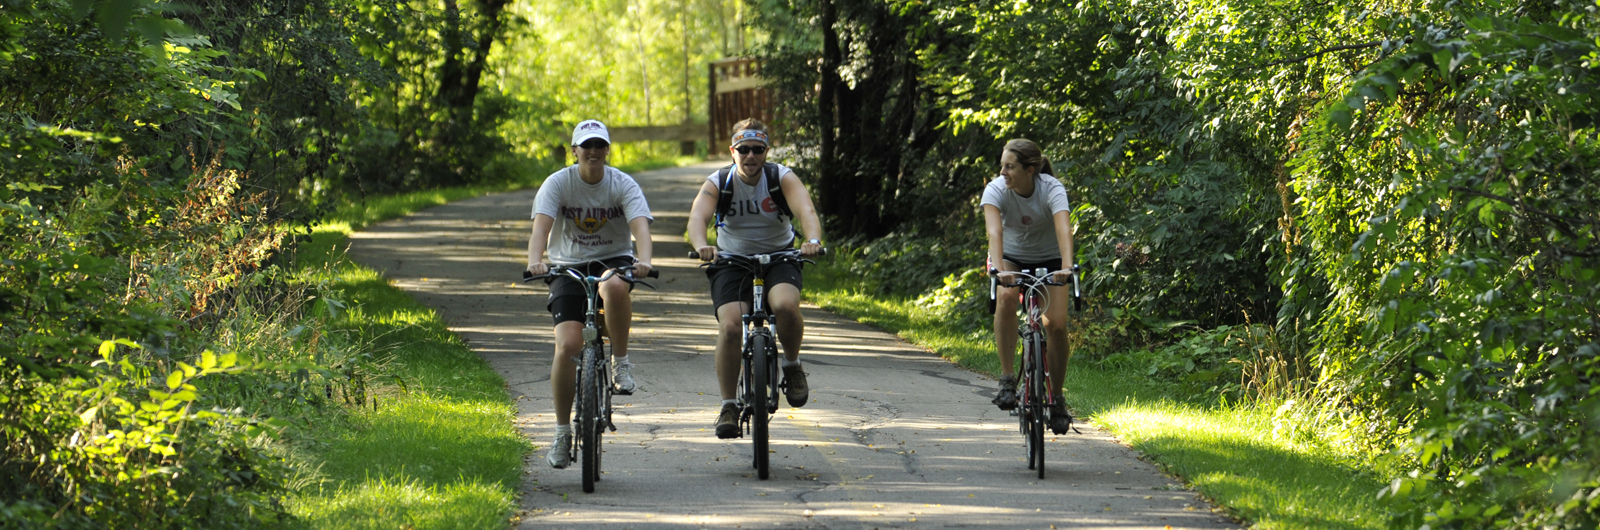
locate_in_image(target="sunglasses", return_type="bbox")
[733,145,767,155]
[578,140,610,150]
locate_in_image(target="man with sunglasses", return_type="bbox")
[687,118,824,439]
[527,119,654,468]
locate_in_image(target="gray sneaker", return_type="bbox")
[782,364,810,408]
[546,431,572,469]
[613,359,637,395]
[714,403,741,439]
[992,375,1018,411]
[1049,398,1072,435]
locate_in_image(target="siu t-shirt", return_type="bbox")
[532,165,653,265]
[979,174,1071,263]
[707,164,797,254]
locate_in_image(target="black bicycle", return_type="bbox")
[689,248,821,479]
[993,265,1081,478]
[523,263,657,493]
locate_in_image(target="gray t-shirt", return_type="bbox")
[532,166,653,265]
[980,174,1071,263]
[707,164,796,254]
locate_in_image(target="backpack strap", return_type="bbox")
[714,164,736,227]
[763,163,794,220]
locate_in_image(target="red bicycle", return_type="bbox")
[993,265,1081,478]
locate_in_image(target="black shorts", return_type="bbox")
[1001,255,1064,274]
[547,256,636,325]
[706,259,804,318]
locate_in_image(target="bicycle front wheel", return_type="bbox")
[579,344,602,493]
[1026,336,1047,479]
[749,333,772,480]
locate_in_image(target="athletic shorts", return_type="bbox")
[706,259,804,318]
[547,256,637,325]
[1001,255,1064,275]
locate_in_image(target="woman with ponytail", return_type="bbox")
[981,138,1078,435]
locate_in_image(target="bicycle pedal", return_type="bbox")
[1008,409,1019,417]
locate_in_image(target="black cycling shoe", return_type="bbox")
[992,375,1018,411]
[1049,398,1072,435]
[782,364,810,408]
[715,403,742,439]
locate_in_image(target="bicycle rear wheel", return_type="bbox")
[1026,336,1047,479]
[579,344,602,493]
[749,333,772,480]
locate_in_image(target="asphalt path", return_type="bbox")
[347,161,1238,529]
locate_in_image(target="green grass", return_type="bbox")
[805,261,1388,529]
[284,155,702,528]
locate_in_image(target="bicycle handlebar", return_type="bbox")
[522,264,659,287]
[688,248,827,261]
[990,268,1068,288]
[991,265,1086,312]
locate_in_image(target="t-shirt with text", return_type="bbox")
[979,174,1071,263]
[707,164,796,254]
[532,165,653,265]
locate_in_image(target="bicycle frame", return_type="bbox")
[692,249,816,480]
[524,263,654,493]
[996,267,1069,478]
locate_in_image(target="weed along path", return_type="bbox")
[346,161,1237,529]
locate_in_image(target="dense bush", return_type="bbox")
[1,0,525,525]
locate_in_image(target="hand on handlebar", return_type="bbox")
[991,269,1022,287]
[799,241,822,257]
[632,262,653,279]
[528,262,550,277]
[693,246,718,262]
[1051,268,1075,285]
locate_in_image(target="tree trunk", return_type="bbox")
[817,0,843,229]
[436,0,508,117]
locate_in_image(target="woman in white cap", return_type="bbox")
[983,138,1077,435]
[687,118,823,439]
[527,119,654,468]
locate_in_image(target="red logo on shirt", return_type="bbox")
[1021,215,1033,225]
[761,198,777,213]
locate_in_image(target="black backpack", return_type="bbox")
[714,162,793,227]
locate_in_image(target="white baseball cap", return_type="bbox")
[572,120,610,146]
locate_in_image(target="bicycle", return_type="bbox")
[992,265,1082,478]
[688,248,821,480]
[523,263,657,493]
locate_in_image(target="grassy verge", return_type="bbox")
[284,155,701,528]
[805,261,1387,529]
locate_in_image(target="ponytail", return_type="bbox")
[1003,138,1053,176]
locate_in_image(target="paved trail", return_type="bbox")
[348,162,1237,529]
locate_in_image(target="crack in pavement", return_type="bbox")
[917,368,987,394]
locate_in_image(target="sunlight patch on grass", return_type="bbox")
[1097,401,1384,529]
[292,477,512,530]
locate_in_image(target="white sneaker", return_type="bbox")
[546,431,572,469]
[613,359,638,395]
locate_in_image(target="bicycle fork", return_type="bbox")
[739,277,779,433]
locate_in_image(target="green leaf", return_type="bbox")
[79,406,100,426]
[96,0,138,41]
[165,370,182,390]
